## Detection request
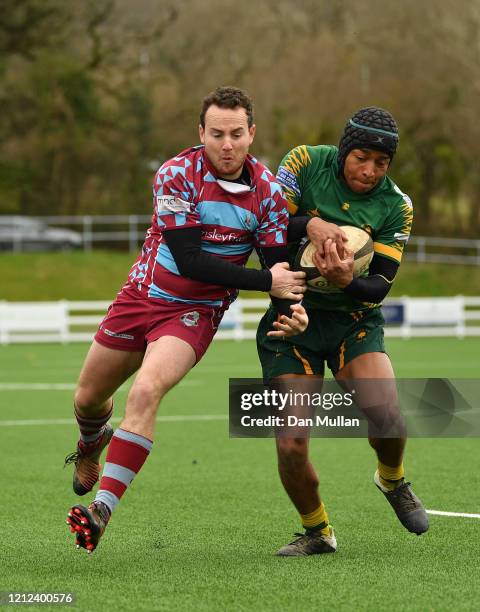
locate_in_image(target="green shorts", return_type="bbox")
[256,306,386,380]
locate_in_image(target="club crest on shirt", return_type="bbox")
[180,311,200,327]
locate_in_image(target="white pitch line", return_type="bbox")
[0,414,227,427]
[0,383,76,390]
[0,414,478,519]
[0,380,201,391]
[426,509,480,519]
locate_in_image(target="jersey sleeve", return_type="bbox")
[276,145,312,215]
[254,178,288,248]
[374,192,413,264]
[153,160,200,231]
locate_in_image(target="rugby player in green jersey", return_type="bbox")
[257,107,429,556]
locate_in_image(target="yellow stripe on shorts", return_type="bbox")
[339,341,346,370]
[293,347,313,375]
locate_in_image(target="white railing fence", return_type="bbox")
[2,215,480,265]
[1,297,480,345]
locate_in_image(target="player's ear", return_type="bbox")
[199,124,205,144]
[248,124,256,144]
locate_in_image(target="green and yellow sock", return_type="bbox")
[301,502,330,536]
[378,461,405,491]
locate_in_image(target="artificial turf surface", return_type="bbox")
[1,339,479,611]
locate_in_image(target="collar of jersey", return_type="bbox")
[216,179,252,194]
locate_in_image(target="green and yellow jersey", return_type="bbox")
[277,144,413,311]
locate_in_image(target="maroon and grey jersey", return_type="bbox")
[126,145,288,307]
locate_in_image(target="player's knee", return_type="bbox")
[277,438,309,470]
[364,401,407,438]
[74,386,104,413]
[127,379,166,412]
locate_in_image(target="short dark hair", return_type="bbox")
[200,86,254,128]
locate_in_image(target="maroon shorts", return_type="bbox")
[94,286,225,362]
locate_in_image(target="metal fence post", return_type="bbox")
[13,227,22,252]
[83,216,92,252]
[129,215,138,252]
[417,237,426,263]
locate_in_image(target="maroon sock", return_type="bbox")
[75,401,113,446]
[94,428,153,513]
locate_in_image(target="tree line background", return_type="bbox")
[1,0,479,236]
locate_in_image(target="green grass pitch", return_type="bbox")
[1,338,480,611]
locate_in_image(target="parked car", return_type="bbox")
[0,216,82,251]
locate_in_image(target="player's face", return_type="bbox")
[199,105,256,180]
[343,149,390,193]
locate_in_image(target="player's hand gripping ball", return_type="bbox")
[294,225,373,293]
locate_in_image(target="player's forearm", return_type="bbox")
[343,254,398,302]
[343,275,392,303]
[163,227,272,291]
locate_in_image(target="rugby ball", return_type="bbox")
[294,225,374,293]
